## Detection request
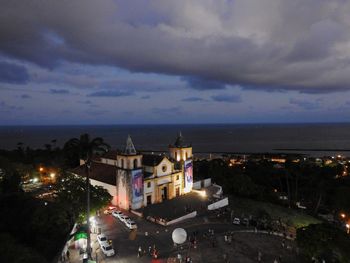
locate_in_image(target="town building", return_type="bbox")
[71,133,193,210]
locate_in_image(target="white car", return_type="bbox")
[112,210,123,218]
[119,215,130,223]
[97,234,108,246]
[101,244,115,257]
[125,220,137,230]
[233,218,241,225]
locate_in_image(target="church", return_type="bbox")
[71,133,193,210]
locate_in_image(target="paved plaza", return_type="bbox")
[63,208,303,263]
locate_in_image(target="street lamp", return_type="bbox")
[341,213,346,219]
[346,224,349,234]
[50,172,56,179]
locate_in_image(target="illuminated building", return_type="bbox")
[71,133,193,210]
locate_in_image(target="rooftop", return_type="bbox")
[71,161,117,185]
[142,154,166,167]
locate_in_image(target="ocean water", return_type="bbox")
[1,123,350,156]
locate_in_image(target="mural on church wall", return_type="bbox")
[132,169,143,202]
[184,160,193,193]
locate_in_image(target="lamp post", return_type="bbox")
[86,162,91,259]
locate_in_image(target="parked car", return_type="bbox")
[101,244,115,257]
[233,218,241,225]
[125,220,137,230]
[112,210,123,218]
[97,234,108,246]
[119,215,130,223]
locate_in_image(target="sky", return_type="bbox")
[1,0,350,125]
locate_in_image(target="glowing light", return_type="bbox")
[341,213,346,219]
[50,173,56,178]
[33,178,39,183]
[39,167,44,172]
[193,190,207,198]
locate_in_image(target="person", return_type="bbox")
[148,245,152,256]
[257,251,262,262]
[138,246,142,257]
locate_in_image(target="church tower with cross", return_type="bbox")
[116,135,144,210]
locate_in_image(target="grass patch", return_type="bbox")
[228,195,320,228]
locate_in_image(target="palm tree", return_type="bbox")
[64,134,109,258]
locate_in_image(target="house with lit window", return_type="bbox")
[71,133,193,210]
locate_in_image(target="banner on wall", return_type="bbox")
[184,160,193,192]
[132,169,143,202]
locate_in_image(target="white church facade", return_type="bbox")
[71,133,193,210]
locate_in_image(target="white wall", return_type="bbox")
[90,178,117,205]
[203,178,212,187]
[193,181,201,190]
[155,158,173,177]
[207,197,229,210]
[166,211,197,225]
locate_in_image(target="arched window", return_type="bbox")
[121,159,124,169]
[175,152,178,160]
[185,152,188,160]
[133,159,138,169]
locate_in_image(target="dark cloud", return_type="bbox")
[0,101,23,111]
[151,107,182,115]
[1,1,350,92]
[85,109,109,115]
[87,90,133,97]
[289,98,321,110]
[20,94,31,99]
[182,76,226,90]
[0,61,29,84]
[211,94,242,103]
[50,89,70,94]
[182,97,204,102]
[78,100,92,104]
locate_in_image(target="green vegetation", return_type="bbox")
[297,223,350,262]
[55,171,111,222]
[195,157,350,215]
[0,134,112,262]
[229,195,320,229]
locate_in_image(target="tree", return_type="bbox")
[297,223,350,262]
[63,134,109,258]
[55,172,111,222]
[0,157,22,194]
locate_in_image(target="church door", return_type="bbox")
[161,187,168,201]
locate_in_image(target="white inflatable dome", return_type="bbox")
[172,228,187,244]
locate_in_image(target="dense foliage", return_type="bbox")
[55,172,112,222]
[0,134,112,262]
[297,223,350,262]
[194,157,350,214]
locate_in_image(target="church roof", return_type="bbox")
[102,150,118,160]
[123,135,137,155]
[71,161,117,185]
[171,131,191,148]
[142,154,166,166]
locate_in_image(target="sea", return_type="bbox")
[1,123,350,157]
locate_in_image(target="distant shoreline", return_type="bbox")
[274,148,350,152]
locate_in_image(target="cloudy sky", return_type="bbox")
[1,0,350,125]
